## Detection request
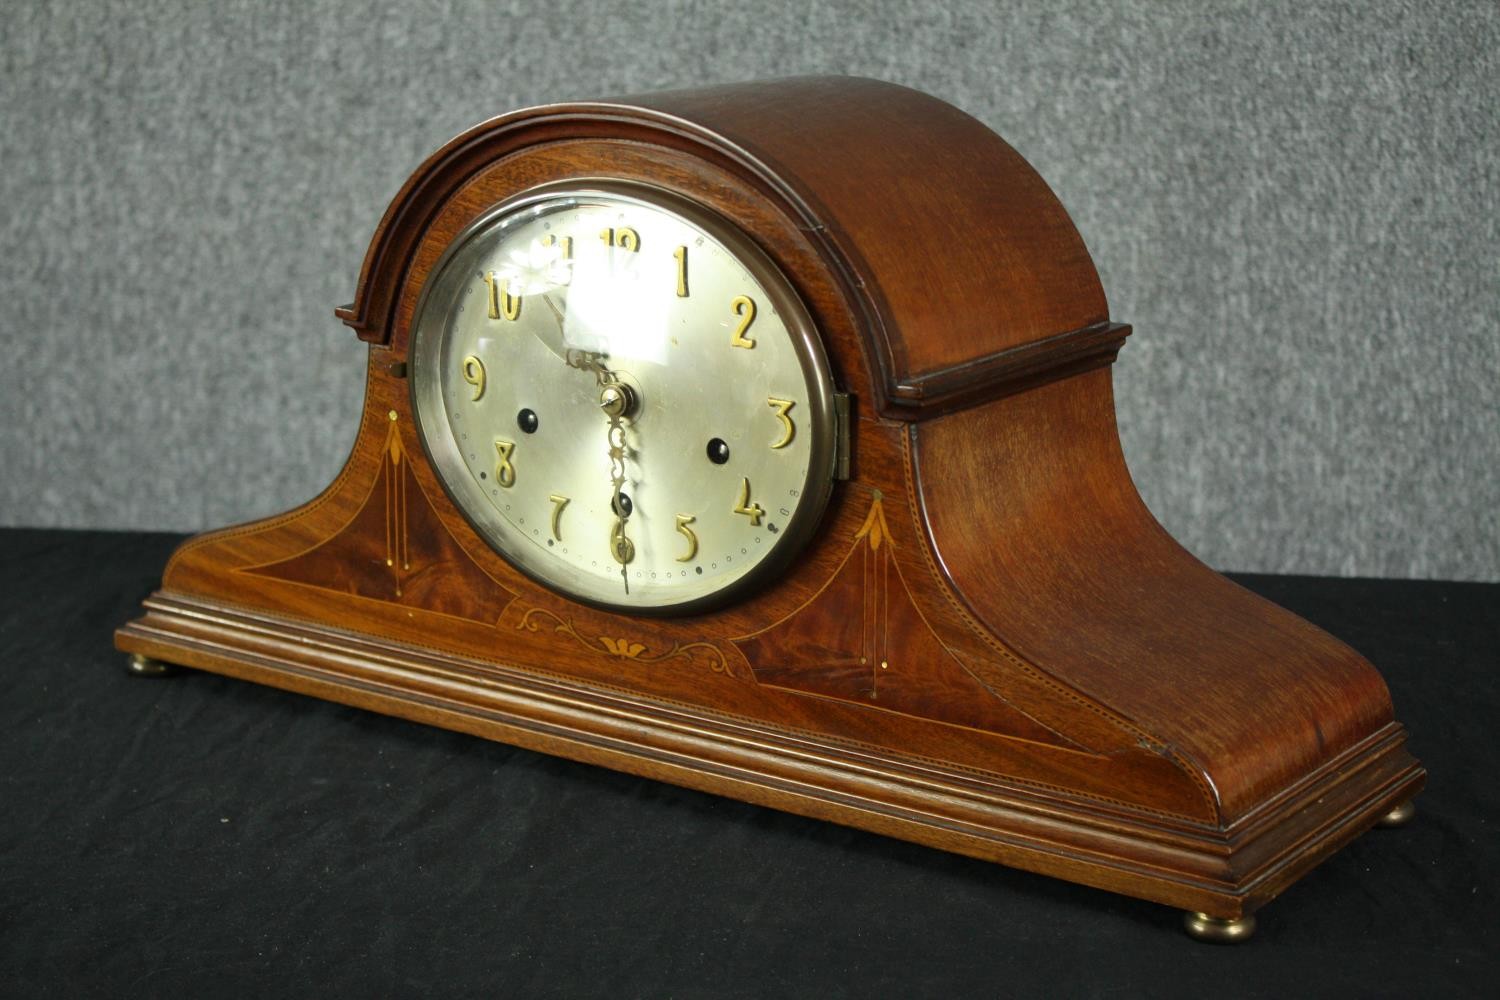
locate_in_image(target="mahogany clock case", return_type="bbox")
[114,77,1423,930]
[16,530,1491,995]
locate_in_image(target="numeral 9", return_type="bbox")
[462,355,486,401]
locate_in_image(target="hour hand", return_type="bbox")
[536,292,571,361]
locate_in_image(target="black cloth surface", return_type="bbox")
[2,529,1496,998]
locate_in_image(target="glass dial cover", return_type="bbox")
[409,184,837,614]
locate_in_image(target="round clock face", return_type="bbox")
[409,184,838,614]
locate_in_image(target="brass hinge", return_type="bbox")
[833,391,852,481]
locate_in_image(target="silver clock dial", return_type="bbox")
[409,185,837,613]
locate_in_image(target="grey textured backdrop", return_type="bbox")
[2,1,1496,580]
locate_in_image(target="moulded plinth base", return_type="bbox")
[115,591,1426,927]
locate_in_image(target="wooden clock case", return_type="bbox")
[115,77,1423,938]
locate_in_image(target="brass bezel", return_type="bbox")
[408,180,840,617]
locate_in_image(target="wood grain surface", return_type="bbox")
[117,77,1423,922]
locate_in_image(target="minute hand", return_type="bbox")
[599,378,636,594]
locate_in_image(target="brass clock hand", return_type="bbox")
[607,433,631,594]
[565,348,637,595]
[600,378,636,595]
[554,345,628,591]
[536,292,566,359]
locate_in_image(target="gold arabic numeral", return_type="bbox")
[548,494,569,541]
[729,294,756,349]
[461,355,486,401]
[599,226,640,252]
[482,271,498,319]
[673,245,689,297]
[540,234,573,258]
[493,439,516,488]
[767,397,796,449]
[674,514,699,563]
[481,271,521,321]
[733,478,765,526]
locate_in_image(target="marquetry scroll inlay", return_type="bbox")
[245,415,515,624]
[732,492,1078,747]
[517,607,733,676]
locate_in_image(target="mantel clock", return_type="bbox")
[116,77,1423,942]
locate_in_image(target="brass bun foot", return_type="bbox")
[1376,799,1416,828]
[1183,911,1256,944]
[126,653,175,677]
